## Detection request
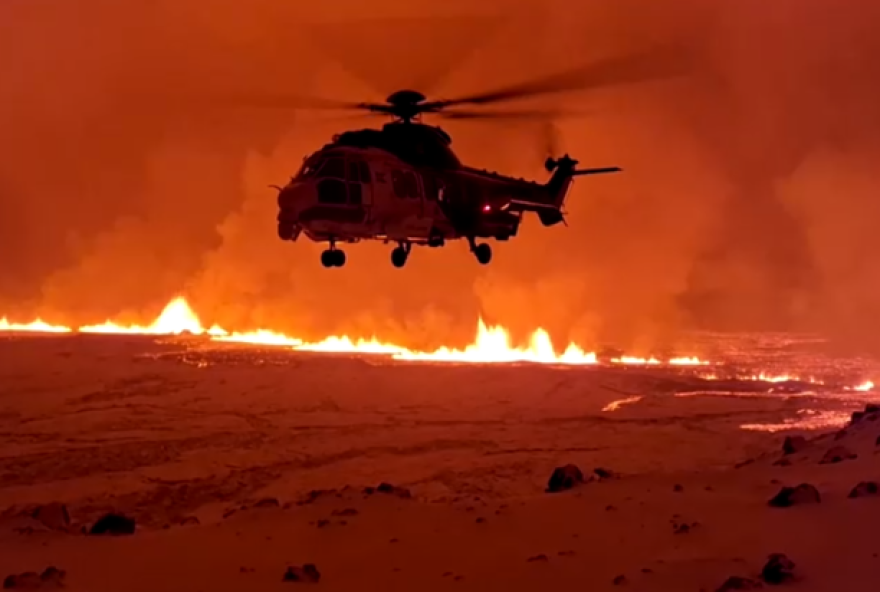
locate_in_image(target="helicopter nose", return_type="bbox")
[277,182,312,210]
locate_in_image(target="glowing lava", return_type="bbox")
[0,297,716,367]
[0,318,71,333]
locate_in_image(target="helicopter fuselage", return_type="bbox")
[275,123,619,268]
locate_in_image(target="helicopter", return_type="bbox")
[258,46,688,268]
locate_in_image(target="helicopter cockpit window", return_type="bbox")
[296,157,323,178]
[316,157,346,180]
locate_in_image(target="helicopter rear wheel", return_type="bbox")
[321,249,346,268]
[391,246,408,268]
[473,243,492,265]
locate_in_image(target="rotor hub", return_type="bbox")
[385,90,427,107]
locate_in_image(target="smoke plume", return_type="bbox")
[2,0,879,353]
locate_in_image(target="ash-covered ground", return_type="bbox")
[1,333,878,591]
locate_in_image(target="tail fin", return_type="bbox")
[503,155,621,226]
[538,156,620,226]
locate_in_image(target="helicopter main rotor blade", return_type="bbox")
[424,42,694,110]
[436,107,590,121]
[203,91,367,111]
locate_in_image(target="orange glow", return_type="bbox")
[0,297,714,367]
[0,298,874,391]
[0,317,72,333]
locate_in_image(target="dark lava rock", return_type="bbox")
[782,436,808,455]
[849,481,880,498]
[612,574,627,585]
[3,567,65,589]
[365,483,412,498]
[673,523,691,534]
[772,458,791,467]
[768,483,821,508]
[716,575,763,591]
[298,489,338,506]
[673,484,684,492]
[282,564,320,583]
[253,498,280,508]
[819,445,857,464]
[527,554,549,562]
[546,464,584,493]
[32,503,69,531]
[761,553,795,584]
[851,411,866,424]
[593,467,616,480]
[331,508,358,517]
[89,513,135,536]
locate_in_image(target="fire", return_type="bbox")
[0,297,714,367]
[0,317,71,333]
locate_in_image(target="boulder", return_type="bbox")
[819,445,857,465]
[761,553,795,584]
[782,436,808,455]
[88,513,135,536]
[282,564,320,583]
[768,484,820,507]
[546,465,584,493]
[848,481,880,498]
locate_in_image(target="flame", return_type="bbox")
[0,297,714,367]
[0,318,72,333]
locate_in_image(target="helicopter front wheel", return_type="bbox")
[473,243,492,265]
[321,249,346,268]
[391,241,411,268]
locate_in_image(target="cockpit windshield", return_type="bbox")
[316,157,346,179]
[296,156,322,178]
[295,156,347,180]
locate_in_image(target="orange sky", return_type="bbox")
[1,0,879,353]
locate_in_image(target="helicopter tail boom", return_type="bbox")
[514,157,621,226]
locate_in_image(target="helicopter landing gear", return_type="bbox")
[321,241,346,268]
[391,241,411,268]
[468,238,492,265]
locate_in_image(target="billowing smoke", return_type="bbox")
[2,0,879,353]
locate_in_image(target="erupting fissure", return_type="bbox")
[0,298,874,390]
[1,297,705,366]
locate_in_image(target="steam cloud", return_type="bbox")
[2,0,879,353]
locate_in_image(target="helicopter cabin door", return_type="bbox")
[346,158,373,220]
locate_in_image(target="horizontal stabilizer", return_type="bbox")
[505,198,559,211]
[572,166,621,176]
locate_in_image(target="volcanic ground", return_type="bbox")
[1,333,879,591]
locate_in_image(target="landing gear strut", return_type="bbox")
[391,241,411,268]
[468,238,492,265]
[321,240,346,268]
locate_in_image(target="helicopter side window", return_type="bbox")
[347,161,360,182]
[358,161,371,184]
[317,157,346,179]
[403,172,421,199]
[391,170,406,199]
[422,174,438,201]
